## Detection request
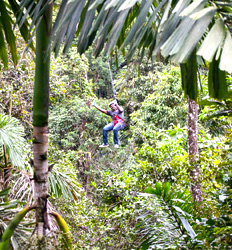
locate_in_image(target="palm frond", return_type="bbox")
[17,0,232,100]
[0,114,26,167]
[48,164,82,200]
[138,182,197,249]
[0,188,34,249]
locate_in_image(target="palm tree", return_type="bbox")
[13,0,231,243]
[32,1,53,238]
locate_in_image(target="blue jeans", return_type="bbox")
[103,122,125,145]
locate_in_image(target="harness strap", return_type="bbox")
[113,115,129,128]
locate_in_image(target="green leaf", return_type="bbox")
[161,16,195,58]
[0,206,34,250]
[180,50,198,100]
[105,0,121,10]
[121,0,154,49]
[144,186,157,195]
[118,0,139,11]
[190,6,217,20]
[8,0,35,51]
[209,57,227,100]
[153,0,191,56]
[176,211,196,239]
[0,24,8,68]
[163,182,171,199]
[63,0,86,53]
[197,18,225,62]
[219,30,232,74]
[180,0,207,17]
[155,182,162,196]
[104,8,129,54]
[0,188,11,198]
[172,8,216,63]
[0,114,26,167]
[88,0,104,10]
[77,7,96,54]
[0,0,17,65]
[127,0,168,58]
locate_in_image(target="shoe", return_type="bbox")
[114,144,119,148]
[99,144,109,148]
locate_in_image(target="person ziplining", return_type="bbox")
[92,100,125,148]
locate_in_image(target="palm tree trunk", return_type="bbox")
[33,1,53,238]
[187,98,203,204]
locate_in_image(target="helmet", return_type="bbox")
[109,100,116,107]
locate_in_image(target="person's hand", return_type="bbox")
[92,101,96,107]
[113,99,117,105]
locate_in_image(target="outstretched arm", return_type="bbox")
[92,102,107,114]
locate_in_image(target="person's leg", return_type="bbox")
[113,122,125,145]
[102,122,114,145]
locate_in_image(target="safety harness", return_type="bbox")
[113,115,128,128]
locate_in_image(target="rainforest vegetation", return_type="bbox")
[0,0,232,249]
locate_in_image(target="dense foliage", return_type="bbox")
[0,37,232,249]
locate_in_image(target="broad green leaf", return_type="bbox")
[118,0,139,11]
[0,188,11,197]
[161,16,195,58]
[154,0,191,56]
[144,186,157,195]
[163,182,171,199]
[159,0,172,30]
[126,0,168,58]
[77,1,96,54]
[155,182,162,196]
[197,18,225,62]
[88,0,104,10]
[0,0,17,65]
[8,0,35,51]
[0,25,8,68]
[105,0,120,10]
[171,8,216,63]
[180,50,198,100]
[176,212,196,239]
[209,57,227,100]
[219,30,232,74]
[180,0,207,17]
[104,9,129,53]
[63,0,86,53]
[121,0,154,49]
[190,6,217,20]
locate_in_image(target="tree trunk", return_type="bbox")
[187,98,203,204]
[33,1,53,239]
[77,152,91,197]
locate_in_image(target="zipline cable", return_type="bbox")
[107,56,117,100]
